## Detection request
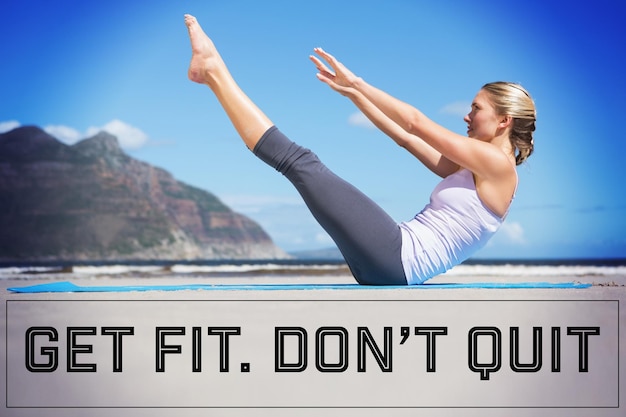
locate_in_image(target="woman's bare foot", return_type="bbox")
[184,14,226,86]
[183,14,273,149]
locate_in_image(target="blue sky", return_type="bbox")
[1,0,625,259]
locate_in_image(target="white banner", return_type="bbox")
[5,299,619,409]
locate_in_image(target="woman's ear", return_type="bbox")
[499,115,513,129]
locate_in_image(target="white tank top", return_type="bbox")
[399,169,510,284]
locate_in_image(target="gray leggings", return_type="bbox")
[253,126,407,285]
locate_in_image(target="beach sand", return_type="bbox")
[1,272,624,417]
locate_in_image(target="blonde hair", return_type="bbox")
[482,81,536,165]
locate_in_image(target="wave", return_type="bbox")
[445,264,626,277]
[170,263,348,274]
[0,261,350,279]
[1,259,624,279]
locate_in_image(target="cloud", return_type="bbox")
[4,119,150,149]
[0,120,20,133]
[348,112,376,129]
[44,125,83,144]
[85,119,149,149]
[500,221,527,245]
[349,102,469,128]
[440,101,470,117]
[315,232,334,245]
[220,194,304,214]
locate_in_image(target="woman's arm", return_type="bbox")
[346,89,459,178]
[312,48,510,181]
[355,77,509,180]
[310,53,459,178]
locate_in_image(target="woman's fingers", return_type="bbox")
[309,55,330,73]
[312,47,356,87]
[313,47,340,71]
[309,55,335,81]
[311,47,353,95]
[314,47,336,66]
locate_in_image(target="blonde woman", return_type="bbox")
[184,14,536,285]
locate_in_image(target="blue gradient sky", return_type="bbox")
[1,0,625,259]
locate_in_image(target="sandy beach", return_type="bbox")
[1,270,624,417]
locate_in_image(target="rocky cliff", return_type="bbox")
[0,126,289,261]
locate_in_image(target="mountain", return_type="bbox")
[0,126,289,261]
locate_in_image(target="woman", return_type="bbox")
[184,14,536,285]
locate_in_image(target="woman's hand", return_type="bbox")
[310,47,359,96]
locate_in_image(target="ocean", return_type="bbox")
[1,258,625,283]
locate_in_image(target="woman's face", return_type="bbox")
[464,89,503,141]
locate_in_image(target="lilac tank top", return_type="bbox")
[399,169,510,284]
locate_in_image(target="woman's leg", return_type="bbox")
[254,127,407,285]
[185,14,272,149]
[185,15,406,285]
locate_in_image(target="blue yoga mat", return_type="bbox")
[7,281,591,293]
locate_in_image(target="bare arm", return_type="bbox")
[346,88,459,177]
[310,54,459,178]
[354,77,510,180]
[311,48,510,182]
